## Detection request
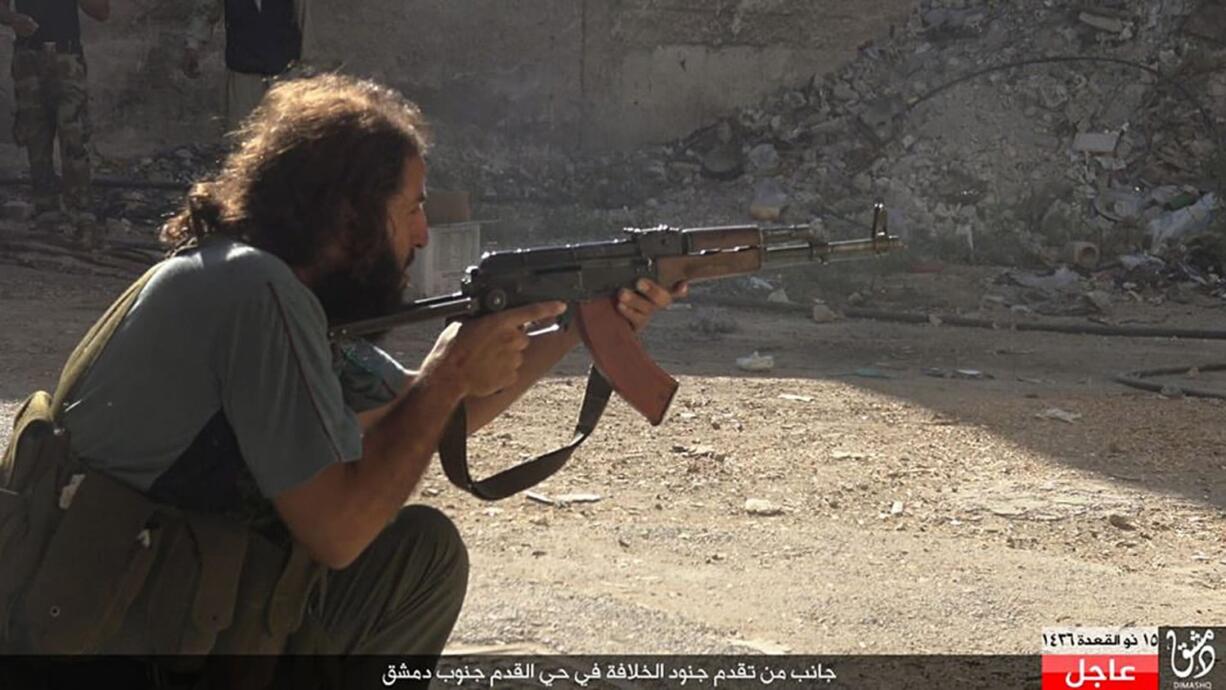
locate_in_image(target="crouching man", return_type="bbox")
[0,73,681,686]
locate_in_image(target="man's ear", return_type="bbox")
[308,203,358,276]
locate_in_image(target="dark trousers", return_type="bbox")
[289,504,470,655]
[10,47,91,213]
[260,505,471,689]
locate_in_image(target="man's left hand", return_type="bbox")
[616,279,688,333]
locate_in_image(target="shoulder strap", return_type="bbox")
[51,264,164,423]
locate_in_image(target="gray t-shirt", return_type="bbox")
[62,237,409,506]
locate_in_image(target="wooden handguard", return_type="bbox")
[656,248,763,285]
[575,298,678,425]
[683,226,763,252]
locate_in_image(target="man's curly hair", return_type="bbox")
[161,74,431,275]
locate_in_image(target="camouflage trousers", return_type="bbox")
[11,47,92,214]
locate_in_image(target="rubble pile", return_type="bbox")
[0,141,221,238]
[92,143,225,228]
[432,0,1226,303]
[6,0,1226,304]
[0,141,225,275]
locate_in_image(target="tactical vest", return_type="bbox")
[224,0,301,76]
[0,263,321,661]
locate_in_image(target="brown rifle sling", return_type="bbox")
[437,366,613,501]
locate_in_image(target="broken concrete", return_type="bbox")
[1072,132,1120,155]
[2,0,918,155]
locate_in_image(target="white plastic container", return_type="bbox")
[407,221,482,297]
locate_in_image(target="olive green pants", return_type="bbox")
[4,506,467,689]
[288,505,470,656]
[248,505,469,689]
[11,47,91,213]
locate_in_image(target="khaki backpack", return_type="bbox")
[0,265,320,662]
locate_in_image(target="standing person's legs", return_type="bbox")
[53,51,94,238]
[11,49,60,216]
[294,0,315,64]
[225,70,270,133]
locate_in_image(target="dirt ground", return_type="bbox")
[1,260,1224,657]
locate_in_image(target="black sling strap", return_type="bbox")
[437,366,613,501]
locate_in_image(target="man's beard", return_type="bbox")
[312,249,407,344]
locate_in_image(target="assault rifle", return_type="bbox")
[330,204,902,500]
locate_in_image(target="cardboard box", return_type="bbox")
[407,221,482,297]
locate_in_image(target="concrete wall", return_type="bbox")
[578,0,917,148]
[312,0,918,149]
[0,0,916,158]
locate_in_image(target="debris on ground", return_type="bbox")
[554,493,603,505]
[1035,407,1083,424]
[690,309,739,336]
[744,498,785,516]
[847,367,893,379]
[767,288,792,304]
[736,351,776,372]
[923,368,993,380]
[811,303,840,323]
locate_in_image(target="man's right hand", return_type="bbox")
[181,47,201,78]
[421,301,568,398]
[10,14,38,37]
